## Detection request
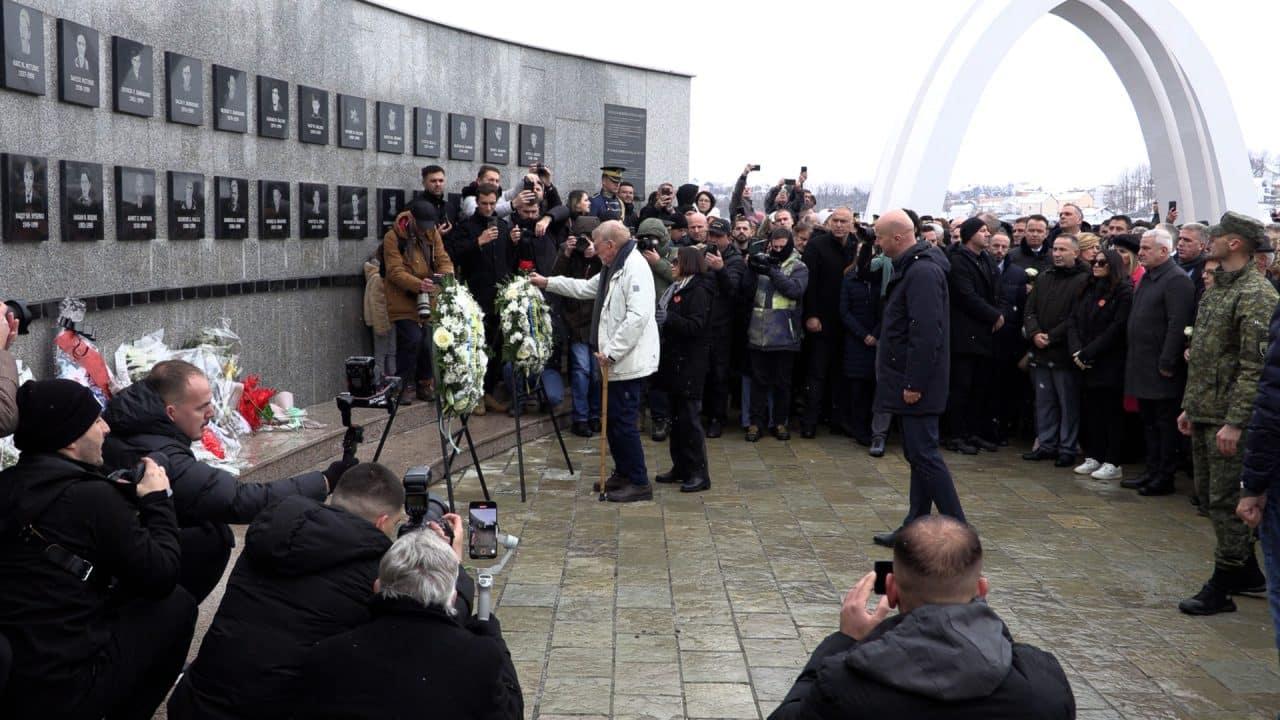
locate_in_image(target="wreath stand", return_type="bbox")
[434,397,491,513]
[510,368,575,502]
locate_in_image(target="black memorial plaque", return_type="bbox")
[519,124,545,166]
[1,1,45,95]
[59,160,103,242]
[214,175,248,239]
[212,64,247,133]
[2,153,47,241]
[112,36,153,117]
[337,94,366,150]
[603,104,647,195]
[413,107,441,158]
[259,180,290,239]
[114,165,156,241]
[448,113,475,161]
[167,171,204,240]
[377,188,404,236]
[164,52,203,126]
[56,19,98,106]
[256,75,288,139]
[298,85,328,144]
[337,185,368,240]
[299,182,328,239]
[376,101,404,154]
[484,119,510,165]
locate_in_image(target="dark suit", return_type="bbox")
[945,244,1003,442]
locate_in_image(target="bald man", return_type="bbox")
[801,207,859,437]
[870,210,965,547]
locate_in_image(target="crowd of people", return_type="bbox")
[2,155,1280,718]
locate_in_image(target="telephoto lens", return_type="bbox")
[416,292,431,318]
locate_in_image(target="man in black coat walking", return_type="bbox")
[701,217,747,438]
[102,361,341,604]
[768,516,1075,720]
[0,380,196,720]
[870,210,965,547]
[945,218,1005,454]
[801,208,859,437]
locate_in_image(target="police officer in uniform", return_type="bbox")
[589,166,626,222]
[1177,212,1279,616]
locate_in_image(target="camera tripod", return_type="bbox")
[336,377,404,464]
[509,368,575,502]
[435,397,491,512]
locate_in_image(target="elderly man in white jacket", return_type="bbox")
[532,220,659,502]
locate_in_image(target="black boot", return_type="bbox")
[655,469,683,484]
[705,418,723,439]
[1138,476,1175,496]
[1120,472,1151,490]
[1229,553,1268,595]
[1178,567,1238,615]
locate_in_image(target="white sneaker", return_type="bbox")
[1091,463,1122,481]
[1074,458,1101,475]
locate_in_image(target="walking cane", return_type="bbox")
[598,360,609,501]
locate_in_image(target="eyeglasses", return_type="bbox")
[1090,258,1109,267]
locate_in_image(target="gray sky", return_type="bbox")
[382,0,1277,191]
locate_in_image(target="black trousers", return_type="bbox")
[1080,386,1125,465]
[180,522,233,605]
[668,390,708,480]
[750,350,795,428]
[483,313,502,393]
[902,414,966,524]
[6,590,197,720]
[394,319,431,386]
[1139,397,1181,481]
[945,352,993,441]
[702,326,732,423]
[846,377,876,442]
[803,332,845,430]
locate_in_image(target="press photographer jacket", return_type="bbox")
[382,209,455,322]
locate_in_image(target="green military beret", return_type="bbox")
[1208,211,1265,248]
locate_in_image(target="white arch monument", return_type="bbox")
[867,0,1256,221]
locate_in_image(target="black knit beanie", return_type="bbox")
[13,379,102,453]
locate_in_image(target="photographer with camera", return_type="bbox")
[383,199,454,406]
[744,227,810,442]
[553,217,604,437]
[635,218,678,441]
[0,380,195,720]
[0,302,22,437]
[701,218,747,438]
[640,181,679,224]
[287,528,522,720]
[103,360,345,604]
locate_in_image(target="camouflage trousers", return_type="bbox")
[1191,423,1255,569]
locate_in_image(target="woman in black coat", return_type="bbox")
[840,241,882,445]
[656,247,714,493]
[1067,248,1133,481]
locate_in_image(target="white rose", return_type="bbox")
[433,327,454,349]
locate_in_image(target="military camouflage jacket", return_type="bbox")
[1184,264,1279,426]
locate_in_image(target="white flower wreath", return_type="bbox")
[496,274,554,379]
[430,276,487,418]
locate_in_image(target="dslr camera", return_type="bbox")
[636,234,660,254]
[748,251,780,275]
[399,465,452,539]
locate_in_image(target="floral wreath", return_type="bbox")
[430,275,487,418]
[496,273,554,379]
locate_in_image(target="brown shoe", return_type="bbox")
[592,472,628,493]
[606,482,654,503]
[398,385,416,406]
[484,393,509,413]
[418,380,436,403]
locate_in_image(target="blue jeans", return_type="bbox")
[608,378,647,485]
[502,363,564,408]
[394,319,431,385]
[568,342,602,423]
[1262,484,1280,655]
[901,414,966,525]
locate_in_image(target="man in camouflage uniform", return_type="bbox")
[1177,212,1279,615]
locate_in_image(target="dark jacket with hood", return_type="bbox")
[102,381,328,529]
[0,453,185,693]
[1023,259,1089,368]
[767,602,1075,720]
[874,241,951,416]
[658,273,713,397]
[1067,275,1133,390]
[1242,304,1280,496]
[167,495,392,720]
[946,242,1003,357]
[289,596,523,720]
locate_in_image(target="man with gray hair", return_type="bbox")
[290,529,523,719]
[1123,226,1195,496]
[1176,222,1210,301]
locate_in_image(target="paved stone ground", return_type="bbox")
[424,427,1280,720]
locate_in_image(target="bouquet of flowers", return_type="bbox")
[431,275,487,418]
[495,274,554,379]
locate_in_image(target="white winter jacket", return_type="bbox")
[546,241,659,382]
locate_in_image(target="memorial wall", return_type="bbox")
[0,0,691,404]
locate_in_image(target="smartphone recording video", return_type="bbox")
[873,560,893,595]
[468,501,498,560]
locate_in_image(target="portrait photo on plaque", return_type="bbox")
[112,36,153,117]
[484,119,510,165]
[337,185,368,240]
[1,1,45,95]
[2,153,47,241]
[212,64,247,133]
[299,182,328,239]
[114,165,156,241]
[377,101,404,154]
[377,188,406,236]
[167,171,204,240]
[448,113,475,161]
[57,18,98,107]
[337,94,366,150]
[298,84,328,144]
[214,175,248,240]
[259,180,290,239]
[59,160,103,242]
[257,75,288,139]
[164,52,203,126]
[413,107,441,158]
[519,124,545,166]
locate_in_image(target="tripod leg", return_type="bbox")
[371,403,398,463]
[513,375,527,503]
[461,420,490,501]
[436,399,455,513]
[541,383,575,474]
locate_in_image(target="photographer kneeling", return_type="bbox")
[0,380,195,720]
[768,515,1074,720]
[287,528,522,719]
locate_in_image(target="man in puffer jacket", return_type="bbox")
[744,227,809,442]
